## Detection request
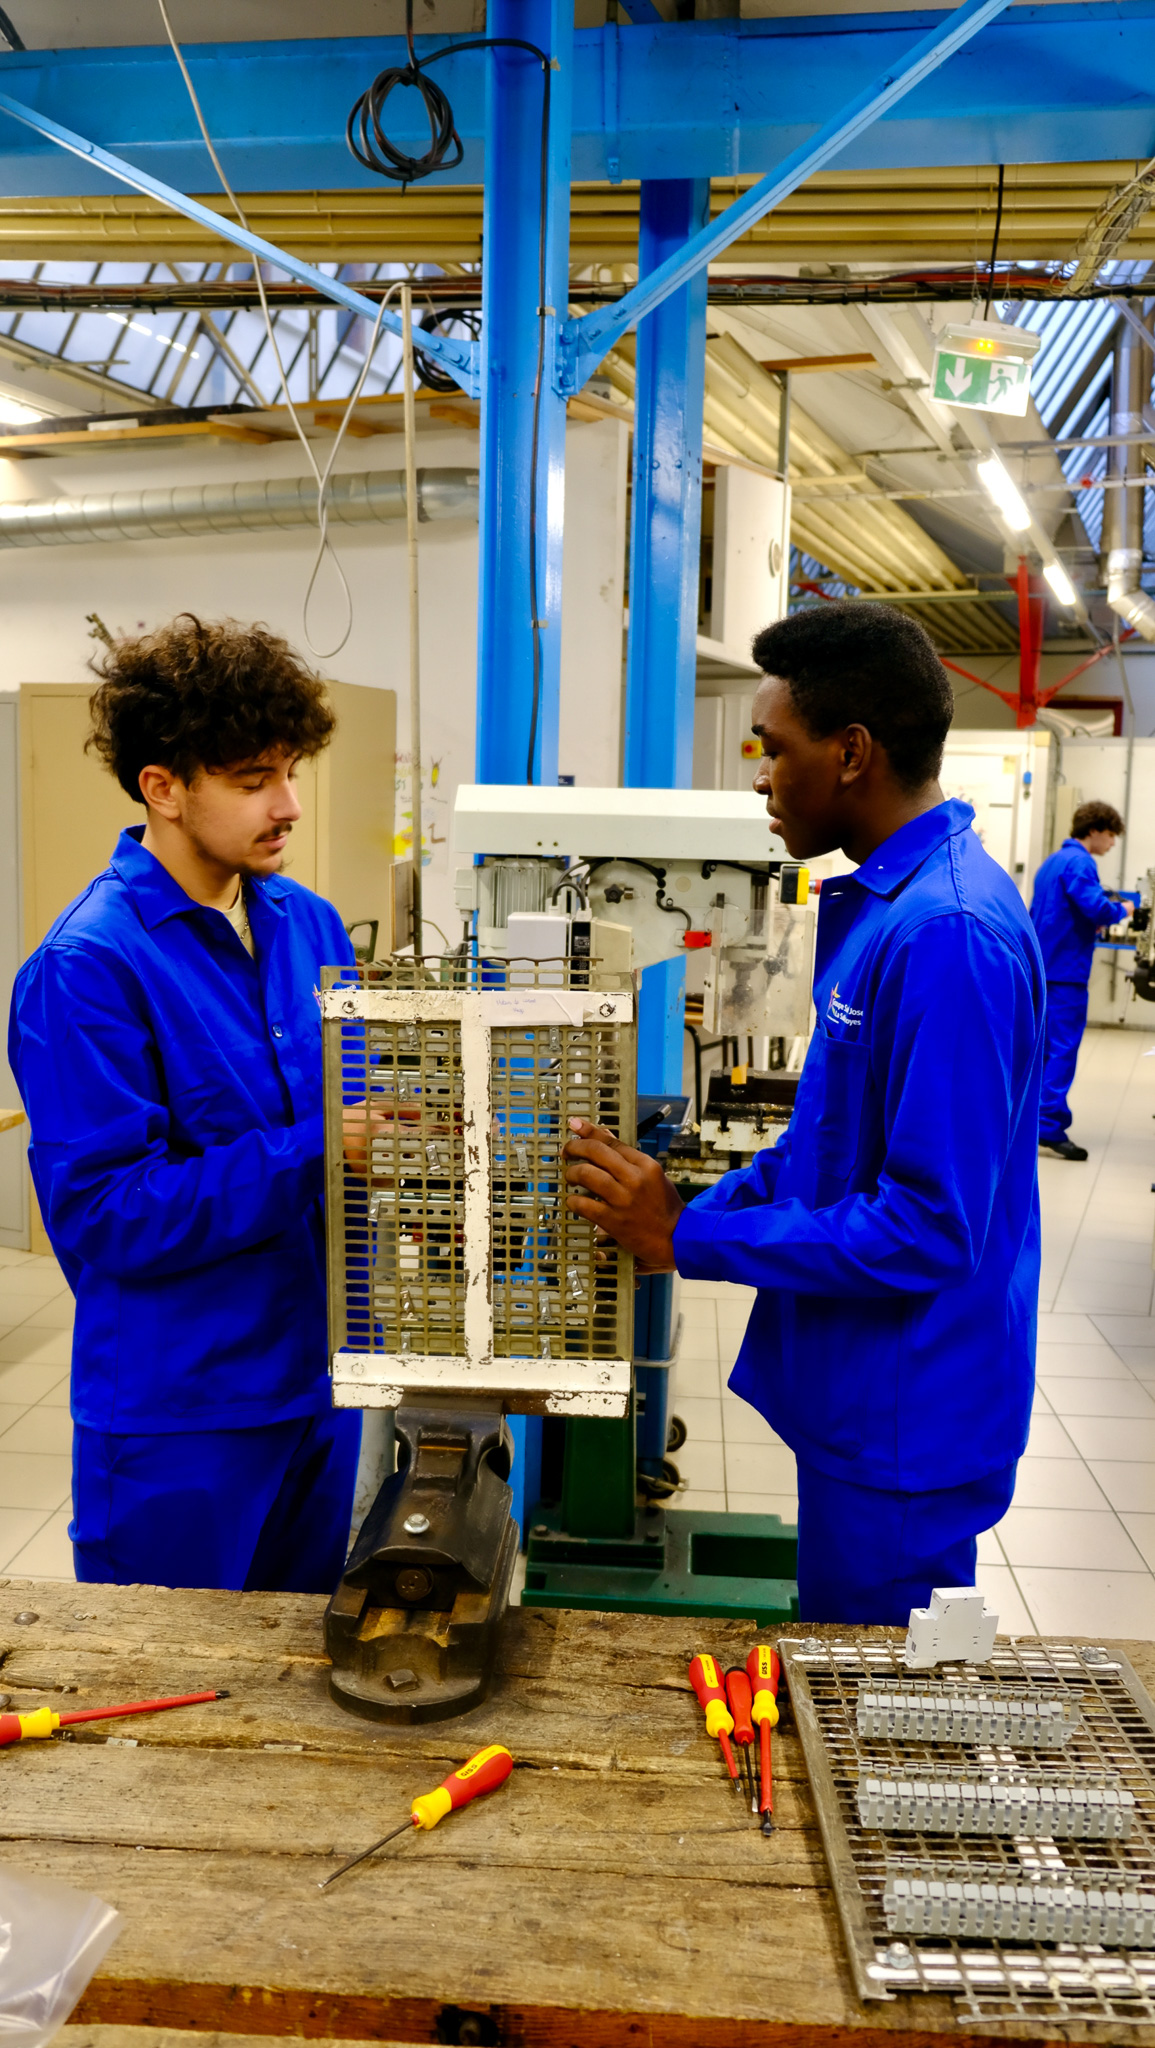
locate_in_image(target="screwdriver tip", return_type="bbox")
[215,1689,231,1699]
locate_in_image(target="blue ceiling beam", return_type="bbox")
[0,9,1149,196]
[565,0,1011,386]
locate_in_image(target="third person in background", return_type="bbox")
[1030,800,1127,1161]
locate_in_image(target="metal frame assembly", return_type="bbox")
[781,1635,1155,2026]
[320,956,635,1723]
[323,960,636,1417]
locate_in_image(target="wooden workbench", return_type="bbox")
[1,1579,1150,2048]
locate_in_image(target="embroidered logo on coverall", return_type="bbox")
[826,983,865,1028]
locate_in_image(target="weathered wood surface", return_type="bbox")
[1,1578,1151,2048]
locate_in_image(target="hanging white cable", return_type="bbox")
[156,0,393,659]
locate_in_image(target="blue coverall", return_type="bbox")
[8,826,360,1591]
[674,800,1045,1623]
[1029,837,1124,1144]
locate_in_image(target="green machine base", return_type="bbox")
[521,1505,799,1624]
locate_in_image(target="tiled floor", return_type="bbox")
[669,1023,1155,1639]
[3,1024,1155,1629]
[0,1246,75,1580]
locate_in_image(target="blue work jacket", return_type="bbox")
[8,826,354,1433]
[1029,838,1123,985]
[674,800,1045,1493]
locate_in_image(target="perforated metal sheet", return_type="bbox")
[489,1017,630,1362]
[781,1636,1155,2026]
[321,959,635,1415]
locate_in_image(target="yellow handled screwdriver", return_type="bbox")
[746,1643,781,1836]
[319,1743,513,1889]
[0,1688,228,1747]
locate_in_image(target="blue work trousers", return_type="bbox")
[71,1409,362,1593]
[1039,981,1089,1142]
[795,1458,1018,1624]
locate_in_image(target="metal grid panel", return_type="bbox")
[344,1014,467,1358]
[322,960,634,1413]
[490,1019,631,1362]
[781,1637,1155,2026]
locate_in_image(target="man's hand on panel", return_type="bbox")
[562,1117,684,1273]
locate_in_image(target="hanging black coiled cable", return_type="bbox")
[412,308,483,395]
[347,0,552,782]
[346,0,464,188]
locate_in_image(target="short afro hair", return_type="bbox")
[1072,799,1124,839]
[87,613,335,803]
[751,599,954,790]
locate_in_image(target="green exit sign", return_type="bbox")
[931,319,1040,417]
[932,351,1032,414]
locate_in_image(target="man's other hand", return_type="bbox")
[562,1118,684,1272]
[342,1097,394,1179]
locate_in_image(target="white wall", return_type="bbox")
[1052,736,1155,896]
[0,417,627,952]
[559,419,629,788]
[940,729,1052,903]
[949,649,1155,740]
[0,695,26,1249]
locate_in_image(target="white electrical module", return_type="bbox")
[904,1587,999,1669]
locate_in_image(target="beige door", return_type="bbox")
[20,684,140,955]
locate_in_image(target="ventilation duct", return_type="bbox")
[1103,318,1155,641]
[0,466,479,549]
[1106,549,1155,641]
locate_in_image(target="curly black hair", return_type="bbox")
[1071,799,1124,839]
[87,613,336,803]
[751,599,954,790]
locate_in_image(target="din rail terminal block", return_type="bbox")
[857,1768,1135,1839]
[857,1678,1080,1748]
[883,1864,1155,1947]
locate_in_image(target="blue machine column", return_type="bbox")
[475,0,573,787]
[624,179,711,1095]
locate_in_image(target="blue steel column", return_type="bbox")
[475,0,572,786]
[477,4,573,1530]
[625,179,710,1093]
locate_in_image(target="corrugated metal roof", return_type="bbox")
[0,256,417,414]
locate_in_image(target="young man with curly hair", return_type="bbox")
[8,615,360,1591]
[564,601,1046,1624]
[1029,798,1127,1161]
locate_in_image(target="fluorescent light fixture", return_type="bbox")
[1043,560,1077,607]
[0,397,45,426]
[977,455,1031,533]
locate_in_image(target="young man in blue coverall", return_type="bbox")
[8,615,360,1590]
[1029,799,1126,1162]
[564,601,1046,1625]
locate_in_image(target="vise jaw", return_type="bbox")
[325,1403,518,1724]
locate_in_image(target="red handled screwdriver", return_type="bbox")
[746,1643,781,1835]
[688,1653,740,1791]
[0,1688,228,1748]
[725,1666,758,1814]
[320,1744,514,1888]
